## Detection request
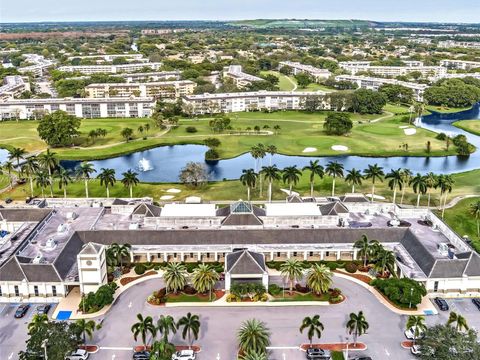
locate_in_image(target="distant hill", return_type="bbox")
[228,19,379,29]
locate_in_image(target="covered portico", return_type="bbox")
[224,250,269,291]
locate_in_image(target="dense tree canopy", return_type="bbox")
[37,111,81,147]
[351,89,387,114]
[379,84,414,104]
[323,112,353,135]
[424,78,480,108]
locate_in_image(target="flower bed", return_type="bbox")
[300,342,367,351]
[120,270,157,286]
[147,286,221,305]
[78,345,99,353]
[334,270,373,285]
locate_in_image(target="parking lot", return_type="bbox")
[430,297,480,330]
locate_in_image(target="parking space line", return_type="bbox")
[99,346,133,351]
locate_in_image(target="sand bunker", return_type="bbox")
[399,125,409,129]
[160,195,175,200]
[404,128,417,136]
[366,194,386,200]
[331,145,349,151]
[166,188,181,193]
[302,147,317,153]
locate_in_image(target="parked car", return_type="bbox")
[65,349,89,360]
[172,350,196,360]
[411,345,421,355]
[133,351,150,360]
[5,198,12,204]
[305,348,331,360]
[36,304,51,315]
[471,298,480,310]
[14,304,30,318]
[404,326,425,340]
[434,297,449,311]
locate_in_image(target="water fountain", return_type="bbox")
[138,157,153,172]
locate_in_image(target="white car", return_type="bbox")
[411,345,421,355]
[65,349,89,360]
[404,326,425,340]
[171,350,196,360]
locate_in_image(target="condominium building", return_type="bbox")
[438,40,480,49]
[182,90,327,115]
[141,29,186,35]
[429,72,480,82]
[0,97,155,120]
[335,75,428,101]
[440,59,480,71]
[17,54,56,77]
[67,54,146,62]
[222,65,263,89]
[116,71,181,83]
[57,62,163,75]
[0,76,31,101]
[278,61,331,81]
[339,61,446,78]
[85,80,196,100]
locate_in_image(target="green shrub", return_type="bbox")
[185,126,197,133]
[268,284,282,296]
[371,277,426,308]
[436,132,447,140]
[154,265,161,271]
[326,262,338,270]
[345,262,358,273]
[134,263,146,275]
[205,148,220,160]
[79,283,117,313]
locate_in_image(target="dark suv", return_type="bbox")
[472,298,480,310]
[14,304,30,318]
[434,297,449,311]
[306,348,331,359]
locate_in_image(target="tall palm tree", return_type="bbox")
[353,235,379,268]
[306,264,332,296]
[2,161,15,188]
[192,264,219,300]
[131,313,157,350]
[97,168,116,198]
[437,174,454,218]
[325,161,344,197]
[446,311,469,332]
[279,259,304,294]
[282,166,302,195]
[164,262,188,294]
[56,166,72,198]
[237,319,270,355]
[38,149,58,197]
[75,319,99,346]
[110,243,132,268]
[8,147,27,167]
[374,248,395,277]
[240,169,258,201]
[255,144,266,197]
[150,339,176,360]
[261,165,280,203]
[470,201,480,238]
[266,144,277,166]
[156,315,177,342]
[28,314,48,334]
[424,172,438,208]
[385,168,403,205]
[177,312,200,349]
[21,156,39,197]
[345,168,363,194]
[299,315,324,348]
[399,168,413,205]
[406,315,427,345]
[35,170,51,198]
[364,164,384,202]
[121,169,139,199]
[410,173,428,208]
[302,160,324,198]
[346,311,369,346]
[77,162,96,198]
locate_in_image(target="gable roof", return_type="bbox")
[0,256,25,281]
[464,252,480,277]
[20,263,62,282]
[0,208,51,222]
[132,203,162,218]
[53,233,85,280]
[339,194,369,203]
[222,213,263,226]
[226,250,266,275]
[286,194,303,203]
[319,202,349,215]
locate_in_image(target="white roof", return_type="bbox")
[265,203,321,217]
[160,204,216,217]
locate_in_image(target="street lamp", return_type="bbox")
[216,353,220,360]
[41,339,48,360]
[409,287,414,309]
[344,336,349,360]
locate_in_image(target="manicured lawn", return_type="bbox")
[271,292,330,302]
[425,105,472,114]
[453,120,480,136]
[260,70,296,91]
[165,292,216,303]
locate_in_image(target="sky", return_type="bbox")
[1,0,480,23]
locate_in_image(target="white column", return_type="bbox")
[270,252,274,261]
[129,251,134,262]
[180,252,185,261]
[163,253,168,262]
[353,249,358,260]
[262,273,269,290]
[146,252,151,262]
[287,251,291,259]
[336,251,341,260]
[214,252,218,261]
[197,252,202,262]
[320,251,324,260]
[225,274,231,291]
[303,251,308,261]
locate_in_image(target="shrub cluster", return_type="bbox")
[79,282,118,313]
[268,284,282,296]
[344,262,358,273]
[371,277,426,308]
[134,263,146,275]
[185,126,198,133]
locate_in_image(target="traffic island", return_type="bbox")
[401,340,414,349]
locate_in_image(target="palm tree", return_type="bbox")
[399,168,413,205]
[325,161,344,197]
[282,166,302,195]
[266,144,277,166]
[374,248,395,277]
[144,123,151,137]
[279,259,304,294]
[254,144,266,197]
[410,173,428,208]
[2,161,15,188]
[8,147,26,167]
[156,315,177,342]
[385,168,403,205]
[261,165,281,202]
[354,235,379,268]
[237,319,270,355]
[302,160,324,198]
[110,243,131,268]
[240,169,257,201]
[364,164,384,202]
[97,168,116,198]
[177,312,200,349]
[437,174,454,218]
[240,351,268,360]
[75,319,99,346]
[306,264,332,296]
[345,168,363,193]
[131,314,157,350]
[406,315,427,345]
[300,315,324,348]
[470,201,480,238]
[77,162,96,198]
[121,127,134,142]
[35,170,51,198]
[28,314,48,334]
[38,149,58,197]
[164,262,188,294]
[21,156,39,197]
[56,166,72,198]
[150,339,176,360]
[121,169,139,199]
[192,264,219,300]
[424,172,438,208]
[446,311,469,332]
[346,311,369,346]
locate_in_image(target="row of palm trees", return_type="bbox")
[279,261,333,295]
[406,312,469,345]
[353,235,395,275]
[2,147,141,199]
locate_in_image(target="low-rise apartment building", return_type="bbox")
[278,61,331,81]
[58,62,163,75]
[67,54,146,63]
[440,59,480,71]
[116,71,181,83]
[339,61,446,78]
[85,80,196,100]
[17,54,56,77]
[335,75,428,101]
[438,40,480,49]
[0,76,31,101]
[222,65,263,89]
[0,97,155,120]
[182,90,327,114]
